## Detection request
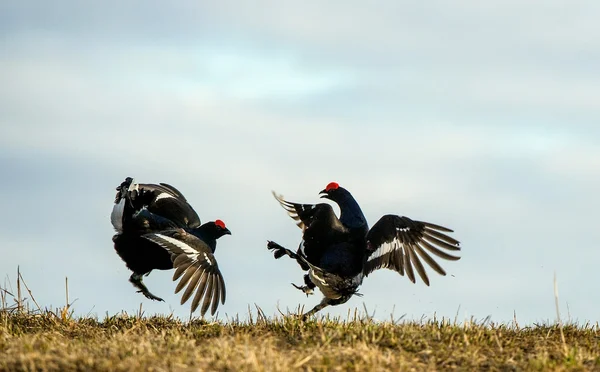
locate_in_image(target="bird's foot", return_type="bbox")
[291,283,314,296]
[130,273,164,302]
[136,289,164,302]
[267,240,297,260]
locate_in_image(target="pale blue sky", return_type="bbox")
[1,1,599,324]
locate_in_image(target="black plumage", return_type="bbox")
[110,177,230,316]
[268,182,461,318]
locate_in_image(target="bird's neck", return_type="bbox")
[336,193,368,230]
[191,225,218,253]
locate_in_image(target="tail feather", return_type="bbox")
[110,177,137,233]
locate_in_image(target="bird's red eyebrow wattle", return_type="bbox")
[215,219,226,229]
[325,182,339,191]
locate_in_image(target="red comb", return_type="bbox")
[215,219,226,229]
[325,182,339,191]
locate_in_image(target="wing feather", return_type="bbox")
[181,268,204,304]
[403,248,416,283]
[114,178,201,229]
[200,274,215,316]
[422,221,454,233]
[272,191,347,267]
[172,260,193,281]
[414,244,447,276]
[142,230,226,316]
[422,233,461,251]
[219,273,227,304]
[396,249,405,276]
[173,254,193,268]
[211,275,221,315]
[407,247,429,286]
[174,263,199,294]
[423,227,460,245]
[189,269,208,313]
[272,191,330,232]
[419,240,461,261]
[157,182,187,201]
[364,215,460,284]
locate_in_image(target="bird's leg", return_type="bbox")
[301,294,356,320]
[268,240,311,271]
[269,241,315,296]
[291,274,316,296]
[129,273,164,302]
[301,297,331,320]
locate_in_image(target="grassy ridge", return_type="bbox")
[1,270,599,370]
[1,309,599,371]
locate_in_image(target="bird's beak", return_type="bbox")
[223,228,232,235]
[319,189,329,199]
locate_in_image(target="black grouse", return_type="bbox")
[267,182,461,318]
[110,177,230,316]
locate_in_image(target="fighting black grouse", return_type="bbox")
[268,182,461,318]
[110,177,230,316]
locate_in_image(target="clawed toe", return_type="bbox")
[137,290,164,302]
[267,240,283,250]
[291,283,314,296]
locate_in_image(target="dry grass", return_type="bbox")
[1,269,599,371]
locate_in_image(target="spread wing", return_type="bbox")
[152,182,188,201]
[142,229,225,316]
[363,215,460,285]
[272,191,326,232]
[272,191,347,266]
[113,178,201,231]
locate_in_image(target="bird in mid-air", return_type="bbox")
[110,177,230,316]
[268,182,461,319]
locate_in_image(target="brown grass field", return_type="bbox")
[1,271,599,371]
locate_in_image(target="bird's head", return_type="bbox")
[193,219,231,253]
[319,181,366,227]
[209,219,232,238]
[319,181,345,201]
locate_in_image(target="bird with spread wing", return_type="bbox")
[110,177,230,316]
[268,182,461,319]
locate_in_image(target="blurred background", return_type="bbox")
[1,1,599,324]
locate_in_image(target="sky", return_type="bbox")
[1,1,599,325]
